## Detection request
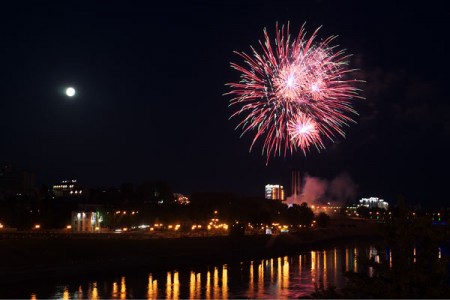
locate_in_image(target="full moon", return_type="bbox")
[66,87,76,97]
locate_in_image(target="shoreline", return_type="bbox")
[0,223,381,285]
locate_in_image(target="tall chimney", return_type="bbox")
[292,170,301,199]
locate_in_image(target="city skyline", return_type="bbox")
[1,0,448,207]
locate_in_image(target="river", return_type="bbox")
[2,242,381,299]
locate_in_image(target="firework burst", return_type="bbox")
[226,22,362,162]
[288,112,323,154]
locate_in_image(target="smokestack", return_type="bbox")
[292,170,301,198]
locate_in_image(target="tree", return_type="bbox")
[286,203,314,226]
[315,212,330,228]
[312,215,450,298]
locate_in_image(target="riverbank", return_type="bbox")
[0,220,381,285]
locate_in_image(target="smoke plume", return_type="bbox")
[286,172,357,206]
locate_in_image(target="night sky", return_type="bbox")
[1,0,448,207]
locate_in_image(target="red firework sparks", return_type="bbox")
[226,22,362,161]
[288,112,323,154]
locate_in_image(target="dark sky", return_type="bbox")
[1,0,449,207]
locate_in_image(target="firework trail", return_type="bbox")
[226,22,362,162]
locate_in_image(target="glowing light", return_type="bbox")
[66,87,76,97]
[120,277,126,300]
[288,112,322,153]
[226,23,362,161]
[91,282,98,300]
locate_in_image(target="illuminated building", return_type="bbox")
[52,179,85,197]
[265,184,285,200]
[71,211,103,232]
[358,197,389,210]
[174,193,190,204]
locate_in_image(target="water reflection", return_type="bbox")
[76,285,83,299]
[222,265,228,298]
[32,244,375,299]
[87,282,97,300]
[205,270,211,299]
[112,281,118,298]
[147,274,157,299]
[120,277,126,299]
[213,267,219,299]
[62,286,70,300]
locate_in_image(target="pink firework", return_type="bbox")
[288,112,323,154]
[226,22,362,161]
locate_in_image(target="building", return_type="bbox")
[265,184,285,200]
[136,181,174,204]
[0,164,36,198]
[358,197,389,210]
[71,211,103,232]
[52,179,85,198]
